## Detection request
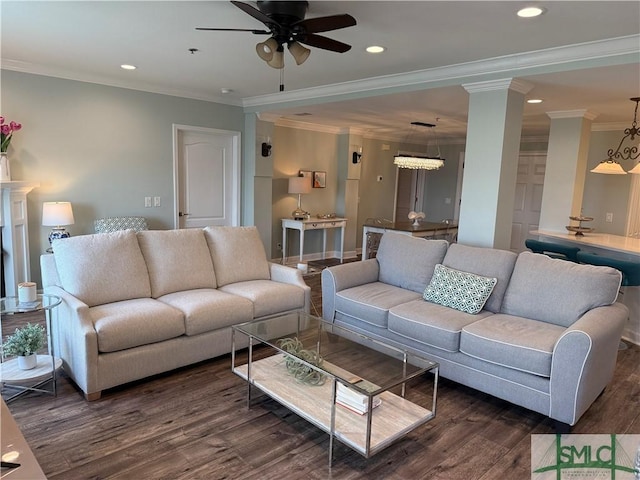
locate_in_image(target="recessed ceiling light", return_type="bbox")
[366,46,385,54]
[517,6,545,18]
[120,64,137,70]
[527,98,543,104]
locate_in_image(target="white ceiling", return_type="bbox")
[2,1,639,139]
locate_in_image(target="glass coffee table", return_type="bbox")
[231,311,438,467]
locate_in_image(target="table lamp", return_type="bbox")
[42,201,75,244]
[288,176,311,220]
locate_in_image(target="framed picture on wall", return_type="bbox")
[313,171,326,188]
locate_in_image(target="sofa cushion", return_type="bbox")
[53,230,151,307]
[89,298,184,353]
[442,243,517,313]
[376,233,448,294]
[220,280,306,318]
[204,226,271,287]
[502,252,622,327]
[138,229,216,298]
[389,300,493,352]
[423,264,497,314]
[334,282,422,328]
[158,289,254,336]
[459,314,566,377]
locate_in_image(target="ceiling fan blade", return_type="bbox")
[293,14,356,34]
[196,27,270,34]
[297,33,351,53]
[231,1,280,27]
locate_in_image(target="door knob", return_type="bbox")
[179,212,191,217]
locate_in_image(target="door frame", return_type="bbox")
[172,124,242,229]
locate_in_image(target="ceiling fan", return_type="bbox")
[196,1,357,70]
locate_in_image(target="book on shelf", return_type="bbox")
[336,381,382,415]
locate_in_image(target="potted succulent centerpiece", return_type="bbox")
[2,323,46,370]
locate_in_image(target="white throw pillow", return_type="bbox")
[204,226,271,287]
[137,229,216,297]
[53,230,151,307]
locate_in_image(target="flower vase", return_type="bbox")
[18,353,38,370]
[0,152,10,182]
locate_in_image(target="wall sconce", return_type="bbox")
[261,142,272,157]
[352,146,362,164]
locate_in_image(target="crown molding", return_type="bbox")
[547,110,599,120]
[1,59,244,106]
[592,122,629,132]
[243,35,639,109]
[462,78,533,94]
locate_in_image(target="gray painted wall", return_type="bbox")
[2,70,244,285]
[2,70,633,286]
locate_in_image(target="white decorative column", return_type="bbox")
[1,181,39,296]
[538,110,596,232]
[459,78,532,249]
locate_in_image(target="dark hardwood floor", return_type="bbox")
[2,264,639,479]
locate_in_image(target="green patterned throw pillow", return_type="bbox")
[423,264,497,314]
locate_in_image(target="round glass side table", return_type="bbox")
[1,294,62,402]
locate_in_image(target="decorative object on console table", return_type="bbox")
[42,201,75,245]
[288,176,311,220]
[1,322,46,370]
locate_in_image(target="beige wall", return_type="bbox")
[271,125,340,260]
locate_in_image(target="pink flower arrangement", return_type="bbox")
[1,116,22,153]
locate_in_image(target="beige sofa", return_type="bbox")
[40,226,310,400]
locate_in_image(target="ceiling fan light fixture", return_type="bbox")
[288,41,311,65]
[267,49,284,69]
[256,37,278,62]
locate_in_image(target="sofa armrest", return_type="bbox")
[43,285,100,397]
[550,302,628,425]
[269,262,311,313]
[321,259,380,321]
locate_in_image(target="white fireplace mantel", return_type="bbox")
[1,180,40,296]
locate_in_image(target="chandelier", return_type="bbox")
[591,97,640,175]
[394,122,445,170]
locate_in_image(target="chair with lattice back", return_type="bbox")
[94,216,148,233]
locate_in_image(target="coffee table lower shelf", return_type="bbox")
[234,355,434,458]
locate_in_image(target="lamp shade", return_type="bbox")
[590,160,627,175]
[288,41,311,65]
[42,202,75,226]
[267,49,284,69]
[629,162,640,174]
[256,38,278,62]
[288,176,311,195]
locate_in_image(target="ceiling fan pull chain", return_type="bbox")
[280,66,285,92]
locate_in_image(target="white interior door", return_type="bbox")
[173,126,240,229]
[511,152,547,252]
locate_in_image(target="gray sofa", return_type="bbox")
[321,232,628,428]
[41,226,310,400]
